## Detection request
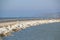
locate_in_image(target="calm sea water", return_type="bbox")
[3,22,60,40]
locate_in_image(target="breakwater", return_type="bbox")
[0,19,60,37]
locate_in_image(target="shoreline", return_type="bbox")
[0,19,60,26]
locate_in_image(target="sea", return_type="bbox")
[2,22,60,40]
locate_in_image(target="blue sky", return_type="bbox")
[0,0,60,17]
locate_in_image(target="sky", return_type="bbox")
[0,0,60,17]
